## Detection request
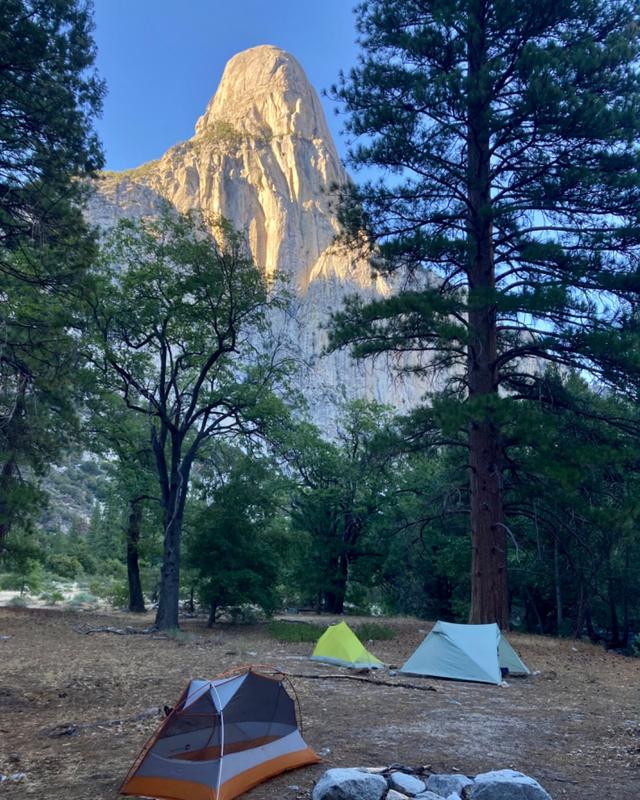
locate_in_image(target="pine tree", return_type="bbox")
[0,0,105,551]
[331,0,640,626]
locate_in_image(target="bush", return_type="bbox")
[8,595,27,607]
[0,573,23,591]
[87,576,112,598]
[66,591,99,608]
[47,554,82,580]
[101,558,127,579]
[40,590,65,605]
[228,605,265,625]
[107,579,130,609]
[355,622,395,641]
[266,620,325,643]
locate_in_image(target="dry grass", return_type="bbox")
[0,607,638,799]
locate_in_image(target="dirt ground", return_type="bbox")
[0,607,638,800]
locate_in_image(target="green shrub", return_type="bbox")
[0,573,23,591]
[107,579,130,609]
[228,605,265,625]
[355,622,395,641]
[102,558,127,579]
[8,595,27,607]
[67,591,99,608]
[40,590,65,605]
[75,551,98,575]
[87,576,112,598]
[266,620,325,643]
[47,554,82,579]
[199,120,242,149]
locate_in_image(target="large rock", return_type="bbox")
[387,791,410,800]
[470,770,551,800]
[414,793,448,800]
[389,772,427,796]
[312,768,387,800]
[425,774,473,798]
[86,45,428,429]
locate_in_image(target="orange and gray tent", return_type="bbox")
[120,669,319,800]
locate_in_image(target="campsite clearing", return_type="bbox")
[0,607,638,800]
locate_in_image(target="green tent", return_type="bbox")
[400,621,529,685]
[310,621,384,669]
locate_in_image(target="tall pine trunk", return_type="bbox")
[0,458,16,557]
[126,499,146,613]
[467,1,508,628]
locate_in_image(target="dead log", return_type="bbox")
[72,624,161,636]
[44,707,162,738]
[283,672,437,692]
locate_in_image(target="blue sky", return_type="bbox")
[93,0,360,171]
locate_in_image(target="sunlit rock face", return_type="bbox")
[87,45,428,427]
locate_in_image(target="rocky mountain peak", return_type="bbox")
[195,45,334,146]
[87,46,425,427]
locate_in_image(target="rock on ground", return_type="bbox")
[389,772,427,796]
[470,770,552,800]
[312,768,387,800]
[425,774,473,798]
[387,791,410,800]
[415,792,449,800]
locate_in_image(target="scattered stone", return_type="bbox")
[425,774,473,798]
[312,768,387,800]
[356,768,387,774]
[387,791,409,800]
[389,772,427,796]
[414,792,447,800]
[471,770,551,800]
[0,635,10,641]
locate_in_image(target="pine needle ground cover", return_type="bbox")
[0,607,638,800]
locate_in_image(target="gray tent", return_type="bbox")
[400,621,530,685]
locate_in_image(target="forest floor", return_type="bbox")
[0,607,638,800]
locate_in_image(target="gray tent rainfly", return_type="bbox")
[400,621,530,685]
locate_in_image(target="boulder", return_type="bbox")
[470,770,551,800]
[387,791,410,800]
[414,793,448,800]
[425,774,473,798]
[389,772,427,796]
[312,768,387,800]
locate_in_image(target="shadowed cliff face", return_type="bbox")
[87,45,426,426]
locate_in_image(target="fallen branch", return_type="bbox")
[44,707,161,738]
[284,672,437,692]
[72,624,162,636]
